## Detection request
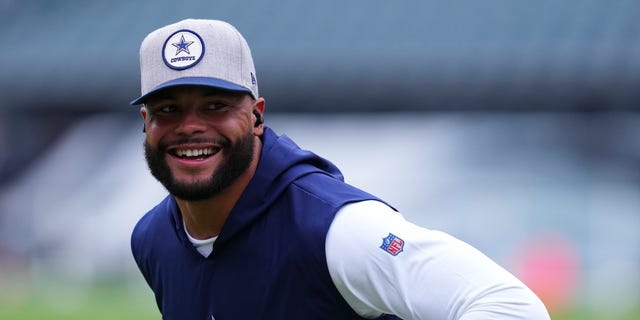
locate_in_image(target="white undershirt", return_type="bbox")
[183,222,216,257]
[185,201,549,319]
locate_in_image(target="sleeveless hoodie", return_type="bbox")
[131,127,400,319]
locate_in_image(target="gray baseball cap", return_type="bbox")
[130,19,258,105]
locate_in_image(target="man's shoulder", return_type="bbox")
[276,174,382,246]
[289,172,379,208]
[131,195,174,246]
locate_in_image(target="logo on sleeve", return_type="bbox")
[380,233,404,256]
[162,29,205,70]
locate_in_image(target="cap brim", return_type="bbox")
[130,76,252,105]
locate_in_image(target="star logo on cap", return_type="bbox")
[162,29,205,70]
[172,35,194,56]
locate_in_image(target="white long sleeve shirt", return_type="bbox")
[326,200,550,319]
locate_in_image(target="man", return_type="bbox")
[130,19,550,319]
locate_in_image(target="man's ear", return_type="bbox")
[253,97,266,135]
[254,97,265,114]
[140,106,147,133]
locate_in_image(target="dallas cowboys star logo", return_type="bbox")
[172,35,194,55]
[163,30,204,70]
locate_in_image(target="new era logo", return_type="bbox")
[380,233,404,256]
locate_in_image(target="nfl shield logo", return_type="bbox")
[380,233,404,256]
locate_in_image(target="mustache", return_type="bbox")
[157,137,231,151]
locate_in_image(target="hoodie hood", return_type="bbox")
[213,126,344,246]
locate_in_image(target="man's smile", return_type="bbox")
[169,146,220,160]
[164,143,224,168]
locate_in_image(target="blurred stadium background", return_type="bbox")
[1,0,639,319]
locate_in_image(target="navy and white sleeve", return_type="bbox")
[325,200,550,320]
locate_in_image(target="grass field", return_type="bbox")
[0,282,159,320]
[0,282,638,320]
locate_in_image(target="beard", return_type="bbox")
[144,131,255,201]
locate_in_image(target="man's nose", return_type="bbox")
[176,109,207,135]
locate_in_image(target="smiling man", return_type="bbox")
[130,19,550,320]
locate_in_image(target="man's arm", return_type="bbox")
[326,200,550,319]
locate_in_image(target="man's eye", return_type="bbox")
[206,103,229,111]
[156,105,177,113]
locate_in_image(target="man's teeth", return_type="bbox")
[176,148,214,157]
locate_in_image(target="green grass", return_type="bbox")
[0,282,159,320]
[1,283,638,320]
[551,305,640,320]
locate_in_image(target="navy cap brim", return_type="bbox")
[130,76,253,105]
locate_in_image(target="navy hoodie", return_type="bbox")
[131,127,400,319]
